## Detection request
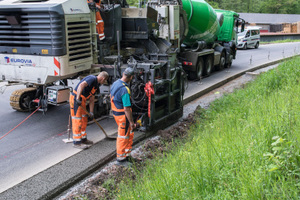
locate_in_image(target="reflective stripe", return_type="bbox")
[117,153,127,157]
[99,33,105,36]
[118,135,129,139]
[99,35,105,40]
[125,149,131,152]
[73,133,81,137]
[72,116,82,120]
[97,20,103,23]
[82,115,88,117]
[73,138,81,141]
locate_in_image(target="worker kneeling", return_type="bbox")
[110,68,136,165]
[70,71,109,150]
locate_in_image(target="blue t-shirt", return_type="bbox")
[75,75,99,98]
[110,79,131,109]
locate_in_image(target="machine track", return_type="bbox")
[10,87,37,112]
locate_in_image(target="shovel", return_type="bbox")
[79,105,117,140]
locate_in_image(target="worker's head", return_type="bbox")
[122,67,134,83]
[97,71,109,85]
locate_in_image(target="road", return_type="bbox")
[0,42,299,195]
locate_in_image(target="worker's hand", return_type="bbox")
[89,112,94,120]
[75,98,82,106]
[130,123,136,131]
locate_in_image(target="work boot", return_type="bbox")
[82,139,94,145]
[115,160,132,167]
[73,143,90,150]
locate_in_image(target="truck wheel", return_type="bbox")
[189,57,203,80]
[215,51,225,71]
[255,42,259,49]
[195,57,204,80]
[225,54,233,68]
[243,43,247,50]
[204,55,213,76]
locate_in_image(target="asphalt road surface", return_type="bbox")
[0,42,299,194]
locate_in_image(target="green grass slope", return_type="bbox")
[118,56,300,200]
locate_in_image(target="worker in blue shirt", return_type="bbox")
[110,68,136,165]
[70,71,109,149]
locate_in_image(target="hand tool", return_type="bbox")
[80,105,117,140]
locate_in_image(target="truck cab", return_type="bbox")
[237,26,261,49]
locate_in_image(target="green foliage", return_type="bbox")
[115,57,300,199]
[126,0,139,7]
[264,135,300,180]
[258,0,300,14]
[205,0,220,9]
[209,0,300,14]
[124,0,300,14]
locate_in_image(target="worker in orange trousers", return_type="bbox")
[87,0,105,40]
[110,68,136,165]
[70,71,109,149]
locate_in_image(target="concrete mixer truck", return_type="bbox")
[0,0,244,130]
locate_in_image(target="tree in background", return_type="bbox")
[259,0,300,14]
[205,0,219,9]
[125,0,300,14]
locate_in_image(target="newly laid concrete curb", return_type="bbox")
[0,54,298,200]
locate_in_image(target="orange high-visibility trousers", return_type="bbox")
[69,94,88,143]
[113,114,134,161]
[87,0,105,40]
[95,1,105,40]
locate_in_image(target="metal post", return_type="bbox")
[117,30,121,77]
[62,115,73,143]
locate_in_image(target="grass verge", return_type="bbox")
[117,56,300,199]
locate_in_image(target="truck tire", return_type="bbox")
[225,54,233,68]
[243,43,247,50]
[215,51,225,71]
[255,42,259,49]
[204,55,213,76]
[189,57,203,80]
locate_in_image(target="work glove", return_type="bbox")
[75,98,82,106]
[89,112,94,120]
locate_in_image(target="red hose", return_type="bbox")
[0,106,41,141]
[144,81,154,118]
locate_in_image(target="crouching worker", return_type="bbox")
[70,71,109,149]
[110,68,136,165]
